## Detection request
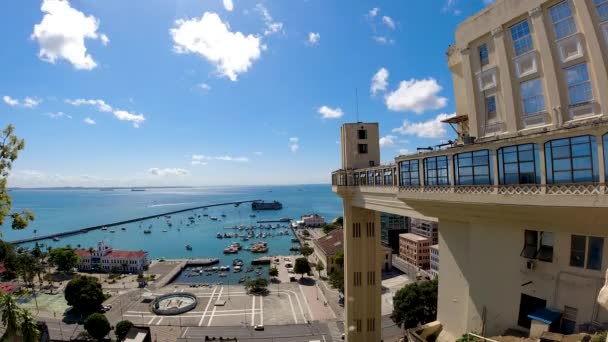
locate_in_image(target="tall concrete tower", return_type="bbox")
[339,123,382,342]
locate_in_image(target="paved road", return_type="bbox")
[179,322,333,341]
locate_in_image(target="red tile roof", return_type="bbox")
[313,228,344,257]
[75,249,147,259]
[0,283,19,294]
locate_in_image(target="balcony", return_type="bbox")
[332,121,608,210]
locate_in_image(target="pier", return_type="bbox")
[256,219,291,223]
[10,200,261,245]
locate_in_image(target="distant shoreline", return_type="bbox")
[8,184,331,191]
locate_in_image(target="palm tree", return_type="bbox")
[19,309,40,342]
[0,293,21,340]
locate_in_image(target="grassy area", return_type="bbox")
[16,292,69,315]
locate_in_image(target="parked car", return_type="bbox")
[254,325,264,331]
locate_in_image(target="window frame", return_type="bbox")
[358,129,367,140]
[587,236,604,270]
[383,168,393,186]
[479,43,489,66]
[549,1,577,40]
[423,155,450,186]
[570,235,587,268]
[454,150,493,185]
[485,95,498,121]
[497,143,540,185]
[538,232,554,262]
[595,0,608,22]
[565,63,593,106]
[510,20,534,56]
[358,143,368,154]
[520,78,546,116]
[544,135,598,184]
[521,230,539,259]
[399,160,420,186]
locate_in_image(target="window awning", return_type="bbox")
[528,308,561,325]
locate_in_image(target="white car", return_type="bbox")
[287,267,295,274]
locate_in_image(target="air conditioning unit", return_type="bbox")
[526,260,536,270]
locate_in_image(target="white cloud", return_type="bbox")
[379,135,396,147]
[31,0,108,70]
[385,78,448,114]
[307,32,320,45]
[3,96,20,107]
[371,67,389,96]
[253,151,263,156]
[398,148,412,155]
[47,112,72,119]
[191,154,250,163]
[170,12,262,81]
[66,98,146,127]
[442,0,462,15]
[256,4,284,36]
[382,16,395,29]
[372,36,394,45]
[2,96,42,108]
[66,98,112,112]
[318,105,344,120]
[148,168,190,177]
[83,117,96,125]
[289,137,299,153]
[198,83,212,92]
[392,113,455,138]
[113,110,145,128]
[368,7,379,17]
[223,0,234,11]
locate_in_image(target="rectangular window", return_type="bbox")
[479,44,489,66]
[454,150,492,185]
[498,144,540,185]
[566,63,593,105]
[538,232,554,262]
[545,136,598,184]
[521,230,538,259]
[485,95,497,121]
[596,0,608,22]
[399,160,420,186]
[358,144,368,154]
[570,235,586,267]
[520,78,545,115]
[424,156,450,185]
[383,168,392,185]
[550,2,577,40]
[562,306,578,334]
[510,20,534,56]
[587,236,604,270]
[368,171,375,186]
[358,129,367,139]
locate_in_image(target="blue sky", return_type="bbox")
[1,0,493,187]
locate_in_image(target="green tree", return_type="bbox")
[294,257,311,279]
[329,269,344,293]
[0,125,34,233]
[245,278,269,294]
[334,216,343,226]
[0,293,21,340]
[299,245,314,257]
[0,240,18,279]
[391,279,438,329]
[65,275,105,315]
[115,320,134,341]
[334,251,344,268]
[19,309,40,342]
[268,266,278,278]
[322,224,337,234]
[73,331,96,341]
[315,260,325,277]
[48,247,79,272]
[84,313,111,341]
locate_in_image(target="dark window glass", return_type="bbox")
[521,230,538,259]
[596,0,608,22]
[399,160,420,186]
[538,232,554,262]
[368,171,374,185]
[383,168,393,186]
[424,156,450,185]
[570,235,586,267]
[498,144,540,185]
[455,150,492,185]
[604,135,608,183]
[545,136,598,184]
[587,237,604,270]
[358,144,368,154]
[358,129,367,139]
[479,44,489,66]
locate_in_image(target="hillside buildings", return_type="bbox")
[75,241,150,273]
[332,0,608,340]
[398,233,432,270]
[301,214,325,227]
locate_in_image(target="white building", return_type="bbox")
[430,244,439,279]
[75,241,150,273]
[301,214,325,227]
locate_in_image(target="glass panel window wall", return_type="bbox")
[454,150,493,185]
[545,136,599,184]
[497,143,541,184]
[424,156,450,186]
[399,160,420,186]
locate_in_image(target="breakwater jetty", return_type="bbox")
[10,200,261,245]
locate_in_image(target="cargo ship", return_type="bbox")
[251,200,282,210]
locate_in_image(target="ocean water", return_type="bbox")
[3,185,342,271]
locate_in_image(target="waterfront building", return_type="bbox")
[430,244,439,279]
[380,213,409,253]
[332,0,608,340]
[301,214,325,227]
[410,218,439,245]
[75,241,150,273]
[398,233,431,270]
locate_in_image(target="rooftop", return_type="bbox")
[314,228,344,256]
[399,233,430,242]
[75,249,148,259]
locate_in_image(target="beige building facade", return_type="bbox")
[332,0,608,341]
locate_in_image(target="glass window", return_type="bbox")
[358,129,367,139]
[424,156,450,186]
[359,172,367,185]
[521,230,538,259]
[375,171,382,185]
[479,44,489,66]
[455,150,492,185]
[383,168,393,186]
[566,63,593,105]
[368,171,375,185]
[587,236,604,270]
[486,95,497,121]
[550,1,577,40]
[596,0,608,22]
[358,144,368,154]
[399,160,420,186]
[520,78,545,115]
[570,235,586,267]
[545,136,598,184]
[510,20,534,56]
[538,232,554,262]
[604,135,608,182]
[498,144,540,184]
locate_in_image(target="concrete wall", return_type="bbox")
[340,123,380,170]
